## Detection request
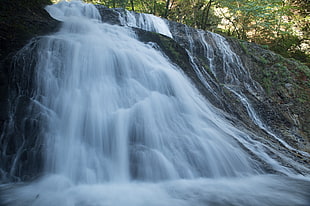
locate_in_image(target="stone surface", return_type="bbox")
[0,0,59,182]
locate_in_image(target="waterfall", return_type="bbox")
[119,10,173,38]
[1,1,309,206]
[41,0,258,183]
[167,21,310,165]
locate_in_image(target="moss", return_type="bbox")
[262,78,271,95]
[238,40,249,54]
[232,33,310,110]
[259,56,269,64]
[136,29,193,73]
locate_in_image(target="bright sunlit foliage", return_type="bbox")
[55,0,308,64]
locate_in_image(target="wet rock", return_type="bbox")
[0,0,60,182]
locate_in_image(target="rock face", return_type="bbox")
[230,40,310,152]
[0,0,59,181]
[112,9,310,156]
[0,2,309,182]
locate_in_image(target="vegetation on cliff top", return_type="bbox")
[2,0,308,66]
[79,0,309,67]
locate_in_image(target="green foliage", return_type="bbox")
[238,40,249,54]
[214,0,292,40]
[254,48,309,103]
[166,0,220,30]
[82,0,309,65]
[259,56,269,64]
[213,0,309,65]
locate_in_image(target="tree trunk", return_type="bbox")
[130,0,134,11]
[164,0,170,18]
[202,0,213,30]
[153,0,156,15]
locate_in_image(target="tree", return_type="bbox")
[130,0,134,11]
[164,0,170,18]
[83,0,309,65]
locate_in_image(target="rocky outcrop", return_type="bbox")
[165,22,310,166]
[111,9,310,167]
[228,39,310,153]
[0,0,59,182]
[135,24,310,169]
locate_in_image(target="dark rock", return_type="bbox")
[0,0,60,182]
[95,5,123,25]
[227,38,310,153]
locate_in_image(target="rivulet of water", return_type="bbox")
[1,1,309,206]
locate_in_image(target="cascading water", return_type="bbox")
[166,21,310,166]
[1,1,310,206]
[41,1,262,183]
[119,10,173,38]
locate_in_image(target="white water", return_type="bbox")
[119,10,173,38]
[41,0,258,183]
[1,1,310,206]
[192,29,310,160]
[227,87,310,159]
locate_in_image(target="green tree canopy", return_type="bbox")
[71,0,309,65]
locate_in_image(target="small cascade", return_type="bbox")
[167,20,310,165]
[197,30,216,75]
[207,32,248,85]
[95,3,310,175]
[228,87,310,159]
[186,50,215,93]
[118,10,172,38]
[45,0,101,21]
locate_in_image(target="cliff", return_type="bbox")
[0,0,59,181]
